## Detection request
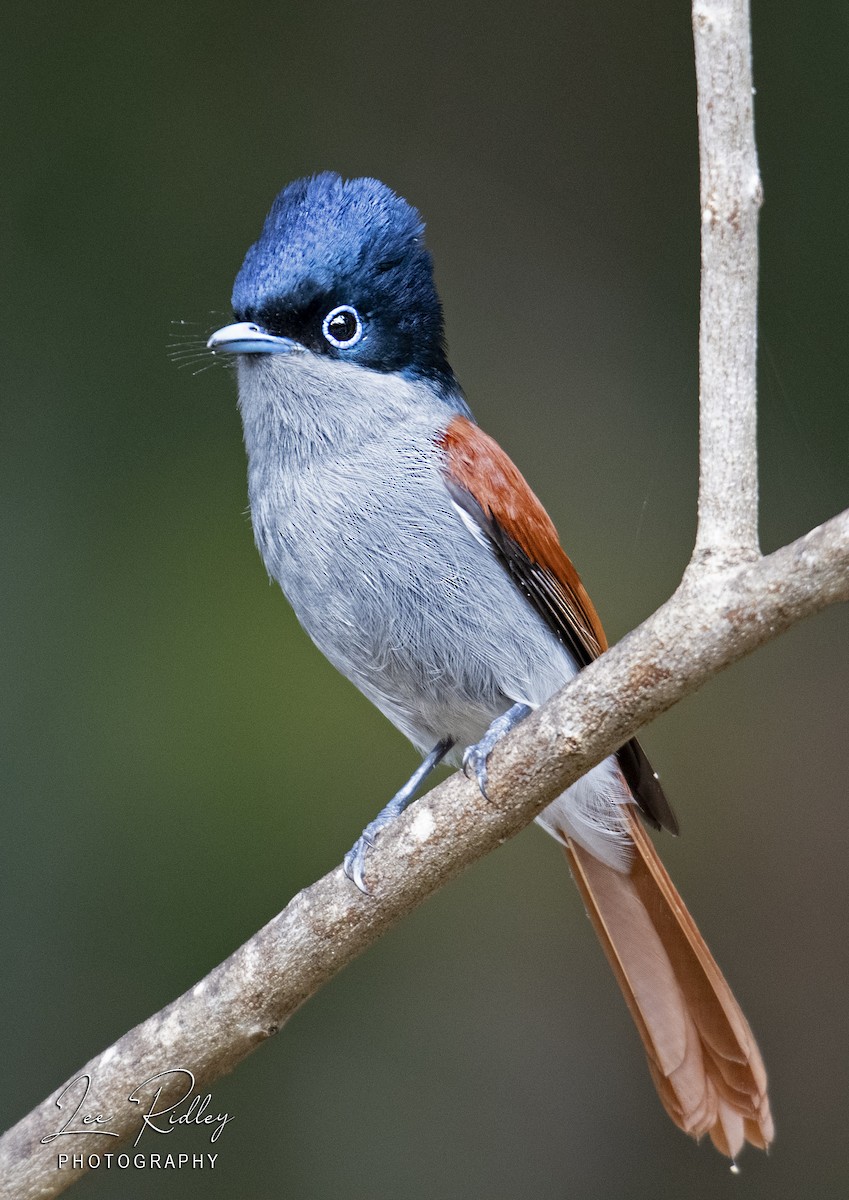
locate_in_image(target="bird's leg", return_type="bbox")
[462,702,532,800]
[344,738,455,894]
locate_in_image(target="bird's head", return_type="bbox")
[208,173,458,396]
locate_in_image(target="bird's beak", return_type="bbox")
[206,322,302,355]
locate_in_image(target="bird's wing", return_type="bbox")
[438,416,606,667]
[437,414,676,834]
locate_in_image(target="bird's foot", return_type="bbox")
[343,825,381,895]
[462,703,532,800]
[342,738,455,896]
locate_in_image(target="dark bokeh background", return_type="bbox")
[2,2,847,1197]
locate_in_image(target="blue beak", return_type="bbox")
[207,322,302,355]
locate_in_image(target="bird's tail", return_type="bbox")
[563,809,773,1159]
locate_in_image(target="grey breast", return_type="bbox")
[238,354,574,749]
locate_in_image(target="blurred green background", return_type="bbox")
[2,2,847,1197]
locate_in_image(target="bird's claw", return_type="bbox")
[343,831,377,895]
[462,742,491,800]
[462,703,532,802]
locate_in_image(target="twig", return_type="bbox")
[692,0,762,566]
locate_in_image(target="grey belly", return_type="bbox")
[253,449,576,756]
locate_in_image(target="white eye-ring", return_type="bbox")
[322,305,363,349]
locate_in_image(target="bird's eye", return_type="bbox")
[322,305,363,349]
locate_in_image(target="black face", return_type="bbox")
[240,290,364,359]
[235,271,456,393]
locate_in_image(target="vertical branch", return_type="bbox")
[691,0,763,566]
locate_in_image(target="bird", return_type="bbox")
[206,171,773,1160]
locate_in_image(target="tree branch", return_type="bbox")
[2,2,845,1197]
[692,0,762,566]
[2,511,848,1200]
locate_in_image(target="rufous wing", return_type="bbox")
[438,415,676,834]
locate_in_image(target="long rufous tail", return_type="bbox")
[564,810,773,1159]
